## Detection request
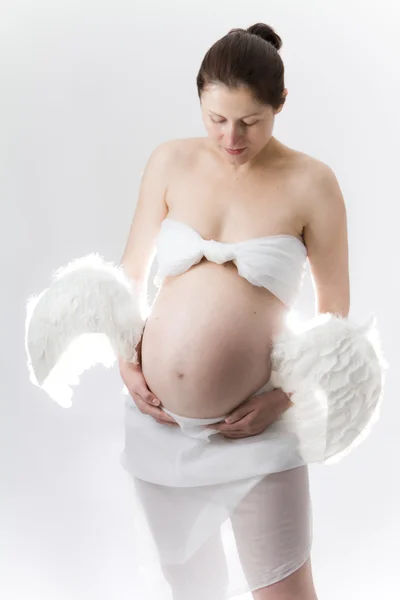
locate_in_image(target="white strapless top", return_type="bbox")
[153,217,308,308]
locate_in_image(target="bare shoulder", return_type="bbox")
[304,154,341,187]
[152,137,202,174]
[292,152,346,227]
[170,136,205,161]
[159,136,201,155]
[288,148,336,181]
[150,137,183,162]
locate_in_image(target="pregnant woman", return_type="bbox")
[25,22,385,600]
[118,23,348,600]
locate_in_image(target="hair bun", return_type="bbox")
[246,23,282,51]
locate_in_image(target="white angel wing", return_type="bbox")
[25,254,145,407]
[270,313,388,464]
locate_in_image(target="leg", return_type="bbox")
[231,465,318,600]
[133,477,230,600]
[252,557,318,600]
[160,528,229,600]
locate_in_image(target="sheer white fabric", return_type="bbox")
[120,379,313,599]
[153,217,308,308]
[129,464,313,600]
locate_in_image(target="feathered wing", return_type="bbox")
[26,255,388,465]
[270,313,388,464]
[25,254,145,407]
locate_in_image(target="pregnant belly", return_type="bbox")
[141,260,287,418]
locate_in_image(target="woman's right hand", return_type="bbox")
[119,361,179,426]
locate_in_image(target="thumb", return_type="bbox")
[138,378,160,406]
[125,362,160,406]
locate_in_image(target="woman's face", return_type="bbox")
[200,83,286,166]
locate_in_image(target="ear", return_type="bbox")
[275,88,288,114]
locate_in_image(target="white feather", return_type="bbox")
[270,313,388,464]
[25,254,145,407]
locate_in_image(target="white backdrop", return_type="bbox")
[1,1,399,598]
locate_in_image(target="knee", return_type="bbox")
[252,557,318,600]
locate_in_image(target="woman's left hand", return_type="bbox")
[206,388,293,439]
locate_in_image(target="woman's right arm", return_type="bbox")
[118,140,174,363]
[118,140,179,425]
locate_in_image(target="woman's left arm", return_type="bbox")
[209,164,353,439]
[302,162,350,318]
[209,161,350,438]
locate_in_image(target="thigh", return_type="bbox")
[230,465,313,592]
[133,477,231,599]
[160,528,230,600]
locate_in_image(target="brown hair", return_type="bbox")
[196,23,286,111]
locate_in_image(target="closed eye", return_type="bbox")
[211,118,258,127]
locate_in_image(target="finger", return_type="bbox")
[121,361,161,406]
[206,422,231,431]
[222,434,250,439]
[221,430,249,438]
[132,373,161,406]
[152,409,178,424]
[137,388,161,406]
[206,412,254,431]
[286,392,295,407]
[157,410,179,424]
[152,411,179,424]
[224,412,246,424]
[134,396,177,423]
[207,423,242,432]
[222,429,260,439]
[224,401,258,424]
[150,407,179,424]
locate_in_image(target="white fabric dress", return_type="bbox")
[119,217,313,599]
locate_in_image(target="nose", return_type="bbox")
[224,124,245,148]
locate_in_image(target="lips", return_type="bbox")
[225,147,246,155]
